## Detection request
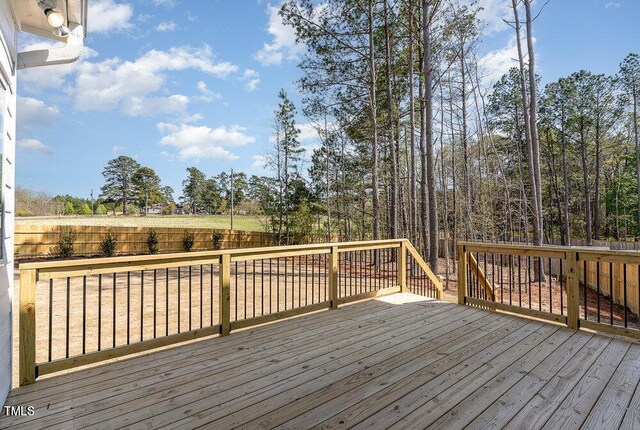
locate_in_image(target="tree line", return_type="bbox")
[266,0,640,276]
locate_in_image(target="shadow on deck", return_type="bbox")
[2,293,640,429]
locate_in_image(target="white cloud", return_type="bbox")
[16,97,60,135]
[150,0,177,7]
[88,0,134,34]
[156,21,177,32]
[605,1,621,9]
[72,45,237,115]
[18,139,52,155]
[112,145,125,154]
[254,5,304,66]
[241,69,261,92]
[196,81,223,103]
[157,122,255,161]
[251,154,268,169]
[121,94,190,116]
[479,37,518,85]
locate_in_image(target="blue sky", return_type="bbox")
[15,0,640,200]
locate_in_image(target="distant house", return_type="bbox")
[146,204,163,215]
[0,0,88,407]
[176,205,185,215]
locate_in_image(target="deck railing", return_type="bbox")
[18,239,442,386]
[458,242,640,340]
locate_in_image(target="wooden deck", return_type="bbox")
[2,293,640,429]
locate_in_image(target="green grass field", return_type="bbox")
[16,215,266,232]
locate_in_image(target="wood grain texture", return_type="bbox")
[3,293,640,430]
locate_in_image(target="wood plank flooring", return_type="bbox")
[1,293,640,429]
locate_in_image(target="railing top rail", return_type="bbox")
[20,238,408,272]
[460,241,640,259]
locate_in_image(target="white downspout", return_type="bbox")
[16,24,84,70]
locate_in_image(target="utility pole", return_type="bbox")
[230,168,234,230]
[90,189,94,216]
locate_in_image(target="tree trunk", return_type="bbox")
[422,0,438,272]
[384,0,398,239]
[368,0,380,242]
[524,0,544,247]
[512,0,537,244]
[408,0,417,244]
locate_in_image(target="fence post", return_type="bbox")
[457,244,466,305]
[566,251,580,330]
[329,246,339,309]
[19,268,37,386]
[398,241,407,293]
[219,254,231,336]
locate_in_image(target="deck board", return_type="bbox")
[1,293,640,430]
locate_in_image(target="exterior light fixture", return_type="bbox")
[45,9,65,28]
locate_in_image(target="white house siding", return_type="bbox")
[0,0,15,408]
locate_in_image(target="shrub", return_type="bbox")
[212,232,223,250]
[16,209,35,217]
[63,201,75,215]
[100,231,118,257]
[182,231,195,252]
[162,203,176,215]
[95,204,107,215]
[147,229,159,254]
[55,227,76,258]
[79,203,92,215]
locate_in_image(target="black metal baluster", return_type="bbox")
[82,275,86,354]
[153,269,157,339]
[234,262,238,321]
[98,274,102,351]
[261,260,265,316]
[610,262,614,326]
[200,265,203,328]
[127,271,131,344]
[624,264,628,328]
[584,260,588,320]
[66,277,70,358]
[189,266,192,331]
[165,268,169,336]
[243,261,248,320]
[141,271,144,342]
[527,256,532,309]
[560,259,564,315]
[253,260,256,317]
[113,273,117,347]
[210,263,214,326]
[597,262,601,323]
[311,255,315,304]
[284,257,288,310]
[538,257,542,311]
[49,279,53,361]
[518,256,522,307]
[305,255,308,306]
[548,258,552,314]
[500,254,504,304]
[277,258,281,312]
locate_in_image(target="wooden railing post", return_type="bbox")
[219,254,231,336]
[566,251,580,330]
[457,244,467,305]
[398,241,407,293]
[329,246,339,309]
[19,268,37,386]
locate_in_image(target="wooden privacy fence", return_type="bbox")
[458,241,640,342]
[15,225,278,259]
[18,238,442,386]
